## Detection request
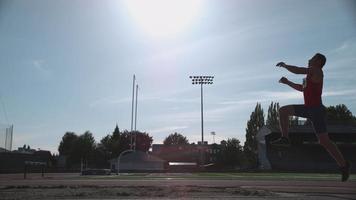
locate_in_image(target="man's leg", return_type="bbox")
[278,105,295,139]
[318,133,346,167]
[318,133,350,181]
[271,105,296,146]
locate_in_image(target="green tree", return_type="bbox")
[58,131,97,167]
[105,127,131,158]
[98,125,154,158]
[134,131,153,152]
[98,134,111,153]
[326,104,356,125]
[243,103,265,168]
[163,132,189,145]
[266,102,280,129]
[110,126,130,157]
[58,132,78,156]
[219,138,244,168]
[90,147,109,168]
[72,131,96,161]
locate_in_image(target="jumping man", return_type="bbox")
[271,53,351,182]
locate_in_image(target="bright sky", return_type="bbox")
[0,0,355,154]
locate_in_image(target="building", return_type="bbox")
[152,144,201,163]
[0,149,52,173]
[152,143,222,171]
[0,147,6,153]
[110,151,166,172]
[257,125,356,172]
[14,145,36,154]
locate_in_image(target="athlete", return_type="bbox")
[271,53,350,182]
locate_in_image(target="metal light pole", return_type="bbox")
[134,84,138,151]
[189,76,214,145]
[130,75,135,150]
[134,85,138,131]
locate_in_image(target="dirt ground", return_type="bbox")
[0,173,355,200]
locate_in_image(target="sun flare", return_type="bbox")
[125,0,203,38]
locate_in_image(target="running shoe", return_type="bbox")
[340,160,351,182]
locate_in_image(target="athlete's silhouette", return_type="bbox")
[271,53,350,181]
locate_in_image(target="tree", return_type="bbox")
[72,131,96,161]
[326,104,356,125]
[58,132,78,156]
[98,125,154,158]
[134,131,153,152]
[266,102,280,129]
[219,138,245,168]
[98,134,111,153]
[243,103,265,168]
[58,131,97,167]
[163,132,189,145]
[100,126,131,158]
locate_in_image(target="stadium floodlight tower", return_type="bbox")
[189,76,214,145]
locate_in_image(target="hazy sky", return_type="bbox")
[0,0,355,153]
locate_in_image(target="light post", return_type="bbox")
[189,76,214,145]
[130,75,139,151]
[134,84,138,151]
[130,75,135,150]
[211,131,216,144]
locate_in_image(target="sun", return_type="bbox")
[124,0,203,38]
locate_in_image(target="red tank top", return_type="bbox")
[303,71,323,107]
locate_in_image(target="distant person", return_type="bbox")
[271,53,350,182]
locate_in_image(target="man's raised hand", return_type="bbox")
[279,77,289,84]
[276,62,286,68]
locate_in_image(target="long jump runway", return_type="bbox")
[0,173,355,199]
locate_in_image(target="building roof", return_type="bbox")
[112,151,165,163]
[258,125,356,143]
[266,124,356,134]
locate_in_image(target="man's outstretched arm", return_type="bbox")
[279,77,303,92]
[276,62,308,74]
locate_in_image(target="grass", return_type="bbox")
[79,172,356,181]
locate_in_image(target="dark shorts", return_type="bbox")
[293,104,327,134]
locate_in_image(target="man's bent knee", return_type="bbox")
[279,105,295,117]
